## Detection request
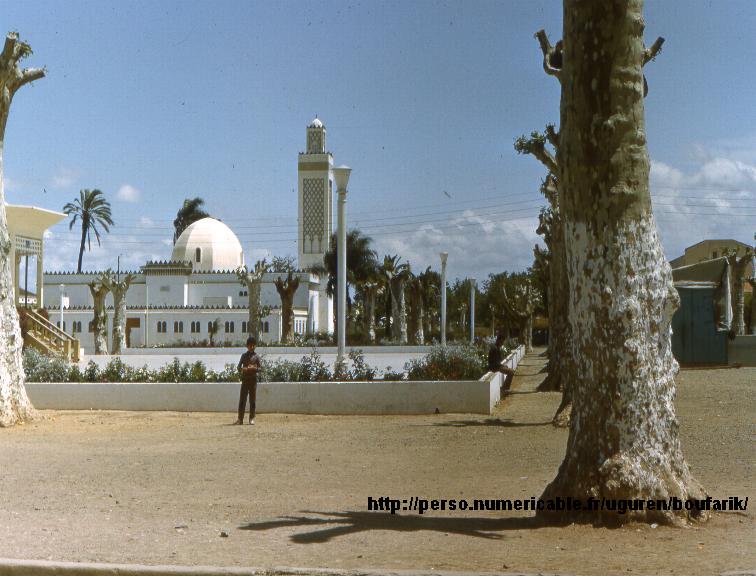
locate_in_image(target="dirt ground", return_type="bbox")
[0,350,753,576]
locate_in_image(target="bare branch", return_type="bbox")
[1,32,17,62]
[515,131,558,174]
[535,29,562,81]
[16,67,45,89]
[643,37,665,66]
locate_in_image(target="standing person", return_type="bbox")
[488,334,515,395]
[236,336,262,425]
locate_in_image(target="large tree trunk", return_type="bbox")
[0,149,35,426]
[0,33,45,426]
[539,0,706,525]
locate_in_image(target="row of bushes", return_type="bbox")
[22,343,499,383]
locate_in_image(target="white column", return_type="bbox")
[59,284,65,330]
[333,166,352,363]
[440,252,448,346]
[470,278,476,344]
[144,284,149,347]
[36,252,44,308]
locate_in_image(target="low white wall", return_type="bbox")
[27,345,526,416]
[119,345,434,356]
[27,380,490,415]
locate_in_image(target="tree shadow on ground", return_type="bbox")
[430,418,552,428]
[239,510,544,543]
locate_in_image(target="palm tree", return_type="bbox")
[317,229,378,337]
[381,255,410,343]
[63,189,114,273]
[173,197,210,243]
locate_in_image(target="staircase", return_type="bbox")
[24,309,81,362]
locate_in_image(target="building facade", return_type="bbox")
[37,119,338,352]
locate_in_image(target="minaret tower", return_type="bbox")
[298,117,334,271]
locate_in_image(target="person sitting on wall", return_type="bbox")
[488,334,516,396]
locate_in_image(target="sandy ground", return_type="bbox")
[0,349,753,576]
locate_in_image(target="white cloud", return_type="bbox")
[650,156,755,261]
[51,168,77,190]
[373,209,541,281]
[43,230,53,239]
[139,216,155,227]
[116,184,141,203]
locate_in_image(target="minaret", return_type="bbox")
[298,117,334,271]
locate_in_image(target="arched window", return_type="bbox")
[242,321,248,334]
[179,321,184,333]
[208,321,214,333]
[264,321,269,333]
[229,321,235,333]
[195,247,202,263]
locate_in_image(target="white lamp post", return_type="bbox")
[440,252,448,346]
[333,165,352,364]
[470,278,476,344]
[59,284,65,331]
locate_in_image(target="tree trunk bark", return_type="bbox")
[540,0,706,525]
[247,281,262,342]
[750,277,756,335]
[88,283,109,355]
[540,221,570,392]
[0,143,36,426]
[102,274,134,355]
[365,287,376,343]
[390,279,402,341]
[77,216,88,274]
[729,255,750,336]
[415,296,425,345]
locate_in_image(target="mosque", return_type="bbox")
[22,118,338,351]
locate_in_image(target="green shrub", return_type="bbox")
[404,344,488,381]
[382,366,405,381]
[348,349,376,381]
[260,358,304,382]
[299,349,332,381]
[22,348,71,382]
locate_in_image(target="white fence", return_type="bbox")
[26,346,525,416]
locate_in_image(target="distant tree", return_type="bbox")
[380,255,410,343]
[0,31,45,426]
[208,318,220,347]
[173,197,209,243]
[87,279,110,355]
[320,229,378,338]
[725,248,754,336]
[271,255,298,273]
[63,189,113,273]
[517,127,573,421]
[237,259,269,342]
[101,270,136,354]
[274,270,301,343]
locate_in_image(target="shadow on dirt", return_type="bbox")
[240,510,544,543]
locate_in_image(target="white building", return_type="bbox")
[39,118,339,351]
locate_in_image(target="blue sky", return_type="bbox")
[3,0,754,281]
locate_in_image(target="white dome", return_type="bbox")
[309,117,323,128]
[171,217,244,271]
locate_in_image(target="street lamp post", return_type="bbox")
[59,284,65,331]
[440,252,448,346]
[333,165,352,364]
[470,278,476,344]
